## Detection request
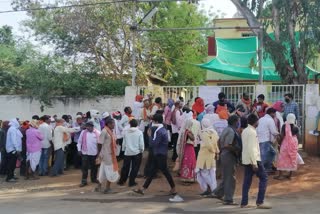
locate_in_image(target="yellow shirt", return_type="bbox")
[196,129,219,169]
[241,125,261,166]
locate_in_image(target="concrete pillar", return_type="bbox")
[255,84,267,100]
[305,84,320,155]
[125,86,138,108]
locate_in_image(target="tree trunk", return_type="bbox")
[230,0,307,84]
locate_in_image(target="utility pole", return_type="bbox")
[131,0,137,87]
[258,27,264,85]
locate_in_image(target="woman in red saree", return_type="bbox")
[176,119,196,182]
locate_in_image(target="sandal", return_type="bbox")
[133,189,144,195]
[257,204,272,209]
[273,175,286,180]
[223,201,239,206]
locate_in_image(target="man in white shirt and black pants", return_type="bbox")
[77,121,100,187]
[241,114,271,209]
[256,108,279,174]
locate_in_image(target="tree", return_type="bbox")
[231,0,320,84]
[12,0,209,85]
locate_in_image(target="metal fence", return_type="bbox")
[137,84,305,144]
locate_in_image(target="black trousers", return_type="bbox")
[194,144,200,159]
[117,138,124,160]
[68,142,81,168]
[143,154,175,189]
[144,148,155,177]
[143,127,149,149]
[171,133,179,161]
[119,153,142,186]
[6,152,18,181]
[0,150,8,175]
[20,142,27,176]
[81,155,98,183]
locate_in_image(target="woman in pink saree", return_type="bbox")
[275,113,301,180]
[176,119,196,182]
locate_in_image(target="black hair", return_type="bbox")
[266,107,276,114]
[62,115,69,120]
[194,97,200,102]
[247,114,259,126]
[285,93,293,99]
[129,119,138,127]
[228,115,239,126]
[179,96,184,101]
[182,107,191,113]
[153,113,163,123]
[155,97,162,104]
[218,92,225,100]
[124,106,131,113]
[40,115,49,121]
[76,112,83,116]
[155,110,164,115]
[257,94,265,100]
[243,92,249,97]
[32,115,40,120]
[105,118,115,126]
[292,126,299,136]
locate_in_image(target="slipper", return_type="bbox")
[223,202,239,206]
[273,176,286,180]
[257,204,272,209]
[132,189,144,195]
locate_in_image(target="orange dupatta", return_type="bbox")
[105,126,119,171]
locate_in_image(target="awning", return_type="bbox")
[198,36,319,81]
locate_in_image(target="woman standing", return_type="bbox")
[176,119,196,182]
[196,118,220,196]
[26,120,44,180]
[274,113,300,180]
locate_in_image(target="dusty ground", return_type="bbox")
[0,152,320,213]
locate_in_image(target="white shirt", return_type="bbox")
[213,119,228,137]
[203,113,220,125]
[133,101,144,120]
[38,123,53,149]
[77,130,100,156]
[122,127,144,156]
[53,126,78,151]
[191,119,201,146]
[241,125,261,166]
[172,110,183,134]
[256,114,279,143]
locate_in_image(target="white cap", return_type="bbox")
[286,113,296,124]
[76,115,82,119]
[102,112,110,119]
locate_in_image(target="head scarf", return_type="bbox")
[286,113,296,125]
[135,95,143,102]
[167,98,175,108]
[201,118,212,129]
[192,97,205,114]
[205,104,215,114]
[9,118,20,129]
[29,120,39,128]
[218,111,229,120]
[273,100,284,112]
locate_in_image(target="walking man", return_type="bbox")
[133,114,177,196]
[241,114,271,209]
[78,121,100,187]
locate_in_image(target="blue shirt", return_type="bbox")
[283,101,299,122]
[151,126,168,156]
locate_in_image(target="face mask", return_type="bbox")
[285,98,290,103]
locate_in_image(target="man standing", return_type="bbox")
[211,115,240,205]
[118,119,144,187]
[133,114,177,196]
[253,94,269,118]
[72,114,85,169]
[150,97,163,118]
[5,118,23,182]
[132,95,144,120]
[95,118,120,194]
[256,108,279,173]
[283,93,300,124]
[213,92,235,114]
[51,119,78,177]
[38,116,53,176]
[78,121,100,187]
[171,101,183,162]
[241,114,271,209]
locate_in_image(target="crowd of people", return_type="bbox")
[0,91,304,208]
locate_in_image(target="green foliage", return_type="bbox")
[12,0,209,86]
